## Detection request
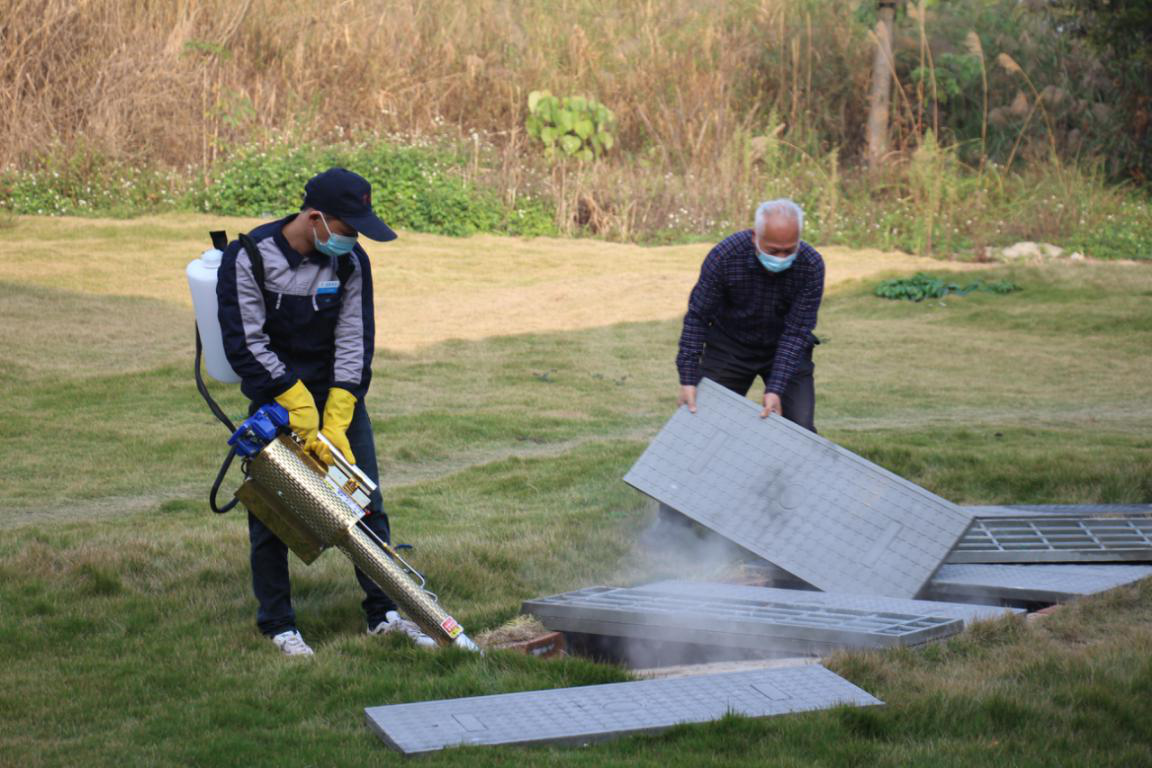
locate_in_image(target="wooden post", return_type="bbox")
[867,1,897,171]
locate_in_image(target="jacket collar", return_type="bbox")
[273,214,306,269]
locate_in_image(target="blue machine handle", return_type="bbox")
[228,403,290,457]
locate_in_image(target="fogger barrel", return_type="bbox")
[230,405,478,651]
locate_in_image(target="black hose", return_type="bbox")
[195,324,237,433]
[196,324,240,513]
[210,447,240,514]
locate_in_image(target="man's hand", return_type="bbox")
[678,385,698,413]
[315,388,358,466]
[760,392,782,419]
[274,380,321,451]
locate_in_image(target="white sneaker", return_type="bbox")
[270,629,314,657]
[368,611,437,648]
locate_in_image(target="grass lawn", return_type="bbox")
[0,216,1150,766]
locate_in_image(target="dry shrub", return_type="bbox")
[0,0,870,239]
[0,0,867,173]
[4,1,1142,254]
[474,614,551,648]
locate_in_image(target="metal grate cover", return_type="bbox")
[965,504,1152,518]
[524,584,963,655]
[624,379,971,598]
[364,665,881,754]
[949,516,1152,564]
[925,563,1152,604]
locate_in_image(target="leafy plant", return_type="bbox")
[874,273,1020,301]
[193,139,555,237]
[525,91,616,161]
[910,52,982,105]
[981,278,1021,294]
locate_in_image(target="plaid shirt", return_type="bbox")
[676,229,825,393]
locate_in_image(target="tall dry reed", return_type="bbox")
[2,0,1144,254]
[0,1,868,169]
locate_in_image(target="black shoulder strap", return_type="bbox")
[335,252,355,287]
[237,233,265,290]
[216,229,352,292]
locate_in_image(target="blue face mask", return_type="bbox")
[757,247,798,273]
[313,213,358,258]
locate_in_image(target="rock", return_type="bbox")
[999,241,1065,262]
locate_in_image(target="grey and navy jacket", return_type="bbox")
[217,215,374,403]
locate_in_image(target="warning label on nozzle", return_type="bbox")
[440,616,463,638]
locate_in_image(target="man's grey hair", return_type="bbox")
[754,199,804,236]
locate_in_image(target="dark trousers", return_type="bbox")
[660,335,817,530]
[248,394,397,636]
[699,332,817,433]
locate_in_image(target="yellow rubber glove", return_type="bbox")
[317,387,357,465]
[273,380,321,452]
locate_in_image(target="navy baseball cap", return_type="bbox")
[302,167,397,241]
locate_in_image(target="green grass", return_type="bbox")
[1,255,1151,766]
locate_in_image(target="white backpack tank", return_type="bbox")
[187,247,242,383]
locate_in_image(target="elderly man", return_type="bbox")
[676,199,824,430]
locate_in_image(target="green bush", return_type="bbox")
[0,138,555,238]
[1062,196,1152,261]
[195,140,555,237]
[3,134,1148,256]
[0,148,184,217]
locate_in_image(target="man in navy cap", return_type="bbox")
[218,168,433,656]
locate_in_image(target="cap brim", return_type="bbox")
[344,213,397,242]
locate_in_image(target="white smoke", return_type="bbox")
[581,500,818,669]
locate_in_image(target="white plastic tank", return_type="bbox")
[187,248,242,383]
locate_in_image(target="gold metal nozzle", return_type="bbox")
[236,434,476,650]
